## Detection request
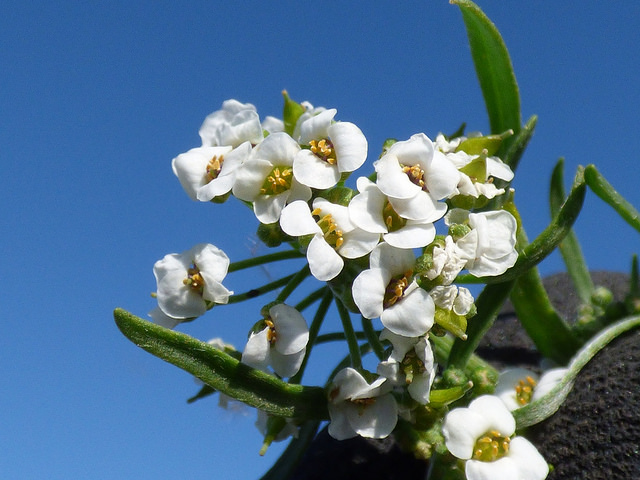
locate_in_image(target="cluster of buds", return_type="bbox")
[147,93,550,479]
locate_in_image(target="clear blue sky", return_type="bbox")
[1,2,639,479]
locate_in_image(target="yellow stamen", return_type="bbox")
[472,430,510,462]
[309,138,337,165]
[383,271,412,308]
[312,208,344,249]
[260,166,293,195]
[183,264,205,295]
[205,155,224,182]
[265,318,277,344]
[515,375,538,406]
[401,163,426,189]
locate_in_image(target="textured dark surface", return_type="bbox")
[290,272,639,479]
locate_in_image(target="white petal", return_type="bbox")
[270,348,305,378]
[328,121,368,173]
[292,150,340,189]
[271,304,309,355]
[327,403,357,440]
[307,235,344,281]
[253,191,289,224]
[370,242,415,273]
[427,150,462,199]
[381,285,434,337]
[508,437,549,480]
[348,182,388,234]
[352,268,388,319]
[487,156,514,181]
[172,146,232,200]
[374,154,421,199]
[407,372,434,404]
[330,367,374,402]
[389,191,447,222]
[148,307,181,329]
[348,393,398,439]
[154,254,206,319]
[241,329,271,371]
[252,131,300,166]
[298,108,336,144]
[469,395,516,436]
[279,200,321,237]
[338,229,380,258]
[384,222,436,249]
[379,329,419,360]
[232,159,274,202]
[196,142,251,201]
[443,408,491,459]
[495,368,539,411]
[465,457,520,480]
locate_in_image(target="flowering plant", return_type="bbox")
[114,1,640,479]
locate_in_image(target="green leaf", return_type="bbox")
[114,308,328,420]
[502,114,537,172]
[550,158,593,303]
[282,90,305,137]
[584,164,640,233]
[452,0,521,153]
[514,314,640,428]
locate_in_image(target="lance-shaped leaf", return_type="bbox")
[550,158,593,303]
[584,164,640,234]
[114,308,328,419]
[514,314,640,428]
[452,0,521,156]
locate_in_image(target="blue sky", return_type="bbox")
[1,2,639,479]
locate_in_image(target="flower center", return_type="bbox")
[472,430,510,462]
[260,166,293,195]
[401,163,426,190]
[383,271,412,308]
[382,200,407,232]
[205,155,224,182]
[183,264,205,295]
[312,208,344,249]
[351,397,376,416]
[309,138,337,165]
[401,350,426,385]
[265,318,277,345]
[515,375,537,406]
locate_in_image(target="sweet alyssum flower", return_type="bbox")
[376,329,436,404]
[348,177,438,249]
[423,235,471,285]
[199,99,264,148]
[446,208,518,277]
[279,198,379,281]
[151,243,233,321]
[232,132,312,224]
[327,367,398,440]
[171,142,252,202]
[352,242,435,337]
[293,108,368,189]
[495,367,568,411]
[443,395,549,480]
[374,133,459,221]
[241,304,309,378]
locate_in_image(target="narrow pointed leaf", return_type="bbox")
[550,158,593,303]
[452,0,521,154]
[514,314,640,428]
[502,114,537,172]
[584,164,640,233]
[114,308,328,419]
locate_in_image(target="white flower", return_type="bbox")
[352,242,434,337]
[152,243,233,321]
[279,198,379,281]
[377,330,436,404]
[374,133,459,214]
[446,208,518,277]
[443,395,548,480]
[425,235,471,285]
[293,108,368,189]
[241,304,309,378]
[430,285,474,316]
[495,367,568,411]
[261,115,284,134]
[327,367,398,440]
[171,142,252,202]
[232,132,312,224]
[348,177,437,249]
[199,99,264,147]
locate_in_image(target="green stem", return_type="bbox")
[584,164,640,233]
[226,274,296,304]
[431,334,495,375]
[228,250,304,272]
[550,158,593,303]
[290,290,333,385]
[315,331,368,344]
[275,264,311,303]
[361,316,386,361]
[336,300,362,370]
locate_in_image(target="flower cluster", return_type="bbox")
[146,93,540,476]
